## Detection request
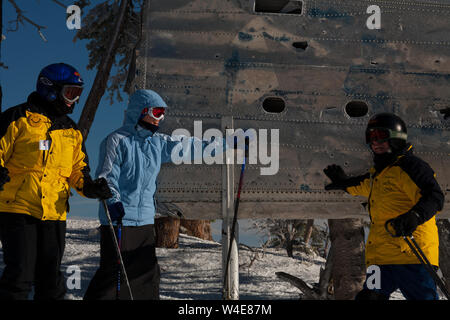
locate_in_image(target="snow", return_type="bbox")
[0,218,326,300]
[0,218,427,300]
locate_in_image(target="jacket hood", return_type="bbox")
[123,89,167,129]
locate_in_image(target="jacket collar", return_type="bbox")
[134,123,155,139]
[372,143,413,175]
[27,92,76,131]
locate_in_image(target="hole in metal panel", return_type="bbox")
[345,101,369,118]
[262,97,286,113]
[255,0,303,15]
[292,41,308,50]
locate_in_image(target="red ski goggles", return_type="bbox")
[366,128,391,144]
[141,107,166,120]
[61,85,83,104]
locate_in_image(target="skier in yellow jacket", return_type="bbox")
[0,63,112,300]
[324,113,444,300]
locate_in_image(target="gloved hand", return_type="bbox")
[323,164,348,191]
[83,177,113,200]
[107,202,126,223]
[0,166,11,191]
[440,108,450,120]
[390,210,423,237]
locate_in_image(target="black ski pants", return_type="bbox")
[84,224,160,300]
[0,212,66,300]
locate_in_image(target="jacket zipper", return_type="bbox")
[137,139,155,224]
[367,172,375,223]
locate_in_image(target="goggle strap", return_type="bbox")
[367,128,407,144]
[390,131,407,140]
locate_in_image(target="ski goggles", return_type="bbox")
[141,107,166,120]
[366,128,390,144]
[61,85,83,104]
[366,127,407,144]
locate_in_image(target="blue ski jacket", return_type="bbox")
[95,89,226,226]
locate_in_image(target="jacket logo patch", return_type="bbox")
[382,181,398,193]
[62,131,76,139]
[28,115,43,127]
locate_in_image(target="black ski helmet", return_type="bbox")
[365,113,407,150]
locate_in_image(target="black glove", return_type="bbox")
[0,166,11,191]
[107,202,126,223]
[323,164,348,191]
[83,177,113,200]
[390,210,423,237]
[440,108,450,120]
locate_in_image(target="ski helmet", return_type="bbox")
[36,63,84,115]
[365,113,407,150]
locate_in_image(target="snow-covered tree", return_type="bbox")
[251,219,327,258]
[74,0,143,105]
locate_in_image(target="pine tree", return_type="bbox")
[252,219,327,258]
[73,0,143,107]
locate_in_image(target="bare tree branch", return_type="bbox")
[276,272,320,299]
[50,0,67,8]
[7,0,47,41]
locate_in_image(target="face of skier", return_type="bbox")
[139,107,165,127]
[371,140,390,154]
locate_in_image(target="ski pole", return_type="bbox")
[102,200,134,300]
[403,235,450,300]
[223,155,246,299]
[116,222,123,300]
[385,219,450,300]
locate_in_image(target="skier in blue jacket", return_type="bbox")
[84,89,230,300]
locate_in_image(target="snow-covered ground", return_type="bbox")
[0,218,417,300]
[63,218,325,300]
[0,218,326,300]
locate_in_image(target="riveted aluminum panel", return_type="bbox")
[131,0,450,219]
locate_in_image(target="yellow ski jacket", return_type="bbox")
[0,93,91,221]
[346,146,444,266]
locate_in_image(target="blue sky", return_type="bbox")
[1,1,265,245]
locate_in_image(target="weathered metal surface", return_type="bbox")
[131,0,450,219]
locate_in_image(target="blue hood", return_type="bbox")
[123,89,168,128]
[96,88,227,227]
